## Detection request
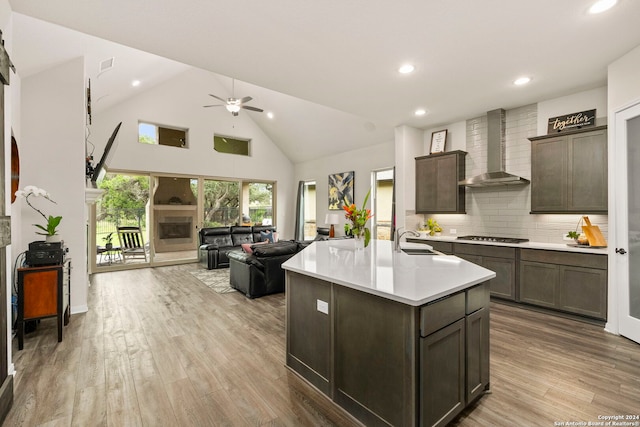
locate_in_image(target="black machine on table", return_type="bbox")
[26,240,66,266]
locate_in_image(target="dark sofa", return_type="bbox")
[198,225,276,269]
[227,240,305,298]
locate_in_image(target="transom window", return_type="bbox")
[213,134,250,156]
[139,122,188,148]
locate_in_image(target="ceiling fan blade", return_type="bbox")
[242,105,264,112]
[208,94,227,103]
[203,104,224,108]
[239,96,253,104]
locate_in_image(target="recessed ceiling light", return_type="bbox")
[267,112,274,119]
[415,109,427,116]
[398,64,415,74]
[589,0,617,14]
[514,76,531,86]
[131,80,141,87]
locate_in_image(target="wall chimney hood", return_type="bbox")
[459,108,530,187]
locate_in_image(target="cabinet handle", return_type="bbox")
[615,248,627,255]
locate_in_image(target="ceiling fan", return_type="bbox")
[203,79,264,116]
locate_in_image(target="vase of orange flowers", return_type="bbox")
[343,189,373,249]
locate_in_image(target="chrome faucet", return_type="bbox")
[394,227,419,252]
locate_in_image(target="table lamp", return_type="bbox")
[325,213,340,238]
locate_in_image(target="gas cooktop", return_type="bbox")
[457,235,529,244]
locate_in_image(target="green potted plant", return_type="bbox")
[103,232,114,250]
[426,218,442,236]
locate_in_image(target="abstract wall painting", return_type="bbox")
[328,171,354,210]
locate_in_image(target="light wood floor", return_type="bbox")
[5,264,640,426]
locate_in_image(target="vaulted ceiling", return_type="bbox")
[9,0,640,162]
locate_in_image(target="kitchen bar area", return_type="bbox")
[282,239,495,427]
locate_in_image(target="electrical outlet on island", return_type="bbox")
[450,229,457,235]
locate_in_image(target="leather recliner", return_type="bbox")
[227,240,302,298]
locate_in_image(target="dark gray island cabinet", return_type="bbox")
[283,240,495,427]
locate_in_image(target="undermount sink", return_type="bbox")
[399,241,436,255]
[401,248,438,255]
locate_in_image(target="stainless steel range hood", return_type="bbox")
[459,108,530,187]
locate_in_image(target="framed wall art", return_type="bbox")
[430,129,447,154]
[328,171,354,210]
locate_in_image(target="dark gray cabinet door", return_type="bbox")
[420,319,466,427]
[416,156,438,212]
[531,136,568,212]
[416,151,466,214]
[436,155,458,212]
[466,307,490,404]
[558,265,607,319]
[568,130,607,212]
[519,261,559,308]
[483,256,516,300]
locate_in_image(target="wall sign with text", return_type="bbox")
[547,109,596,133]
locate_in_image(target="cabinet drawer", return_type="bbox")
[420,292,465,337]
[454,243,516,259]
[466,283,489,314]
[429,241,453,254]
[520,249,607,269]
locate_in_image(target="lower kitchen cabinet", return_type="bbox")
[519,249,607,320]
[465,306,490,404]
[421,319,465,427]
[454,243,517,301]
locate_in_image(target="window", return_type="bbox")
[303,181,316,240]
[213,134,250,156]
[242,182,275,226]
[139,122,188,148]
[203,179,240,227]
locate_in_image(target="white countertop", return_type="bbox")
[412,235,609,254]
[282,240,496,306]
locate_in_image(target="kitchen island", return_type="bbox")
[282,239,496,427]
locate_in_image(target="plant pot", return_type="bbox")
[45,234,61,243]
[105,243,113,251]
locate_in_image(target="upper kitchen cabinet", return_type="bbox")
[416,150,466,214]
[529,126,607,214]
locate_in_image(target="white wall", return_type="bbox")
[538,86,608,135]
[394,125,422,228]
[91,67,295,238]
[294,141,394,236]
[18,57,88,313]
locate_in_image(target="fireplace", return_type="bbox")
[153,207,197,252]
[159,220,192,240]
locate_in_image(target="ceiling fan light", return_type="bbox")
[226,104,241,113]
[398,64,415,74]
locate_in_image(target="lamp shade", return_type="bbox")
[325,213,340,225]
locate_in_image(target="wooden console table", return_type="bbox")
[16,260,71,350]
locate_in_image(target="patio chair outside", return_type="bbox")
[117,226,148,262]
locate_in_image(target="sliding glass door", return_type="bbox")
[95,172,150,269]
